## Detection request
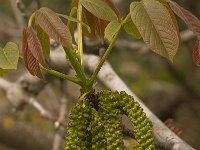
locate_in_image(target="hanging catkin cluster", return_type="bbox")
[65,90,155,150]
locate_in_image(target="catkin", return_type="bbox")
[119,91,155,150]
[98,90,124,150]
[65,99,92,150]
[98,90,155,150]
[91,111,107,150]
[65,90,155,150]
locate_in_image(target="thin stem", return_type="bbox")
[63,47,89,91]
[89,14,130,86]
[40,65,81,84]
[77,2,83,65]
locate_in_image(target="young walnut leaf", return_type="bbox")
[80,0,117,21]
[105,20,121,41]
[106,0,121,20]
[94,17,109,40]
[37,26,50,60]
[83,8,108,40]
[26,27,48,67]
[35,7,72,48]
[82,8,97,40]
[168,0,200,40]
[192,40,200,66]
[0,42,19,69]
[168,0,200,66]
[123,15,141,39]
[23,29,44,79]
[81,0,121,40]
[130,0,180,61]
[26,48,44,79]
[158,0,180,33]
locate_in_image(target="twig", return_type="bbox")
[9,0,25,31]
[28,97,55,120]
[0,78,12,90]
[16,0,29,21]
[0,75,66,127]
[52,80,68,150]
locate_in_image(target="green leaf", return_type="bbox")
[80,0,117,21]
[130,0,180,61]
[123,15,141,39]
[37,26,50,60]
[105,20,121,41]
[0,42,19,69]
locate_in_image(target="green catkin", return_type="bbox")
[98,90,124,150]
[119,91,155,150]
[91,111,107,150]
[99,90,155,150]
[65,99,92,150]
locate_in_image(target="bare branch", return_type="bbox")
[9,0,25,31]
[28,97,55,120]
[16,0,29,21]
[52,81,68,150]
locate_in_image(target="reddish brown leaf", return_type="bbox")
[35,7,72,48]
[22,28,44,79]
[95,18,108,40]
[83,8,108,40]
[192,40,200,66]
[82,8,97,39]
[82,0,121,40]
[71,0,119,40]
[168,0,200,39]
[26,27,48,67]
[22,29,29,70]
[164,118,182,136]
[26,49,43,79]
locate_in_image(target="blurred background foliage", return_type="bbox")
[0,0,200,149]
